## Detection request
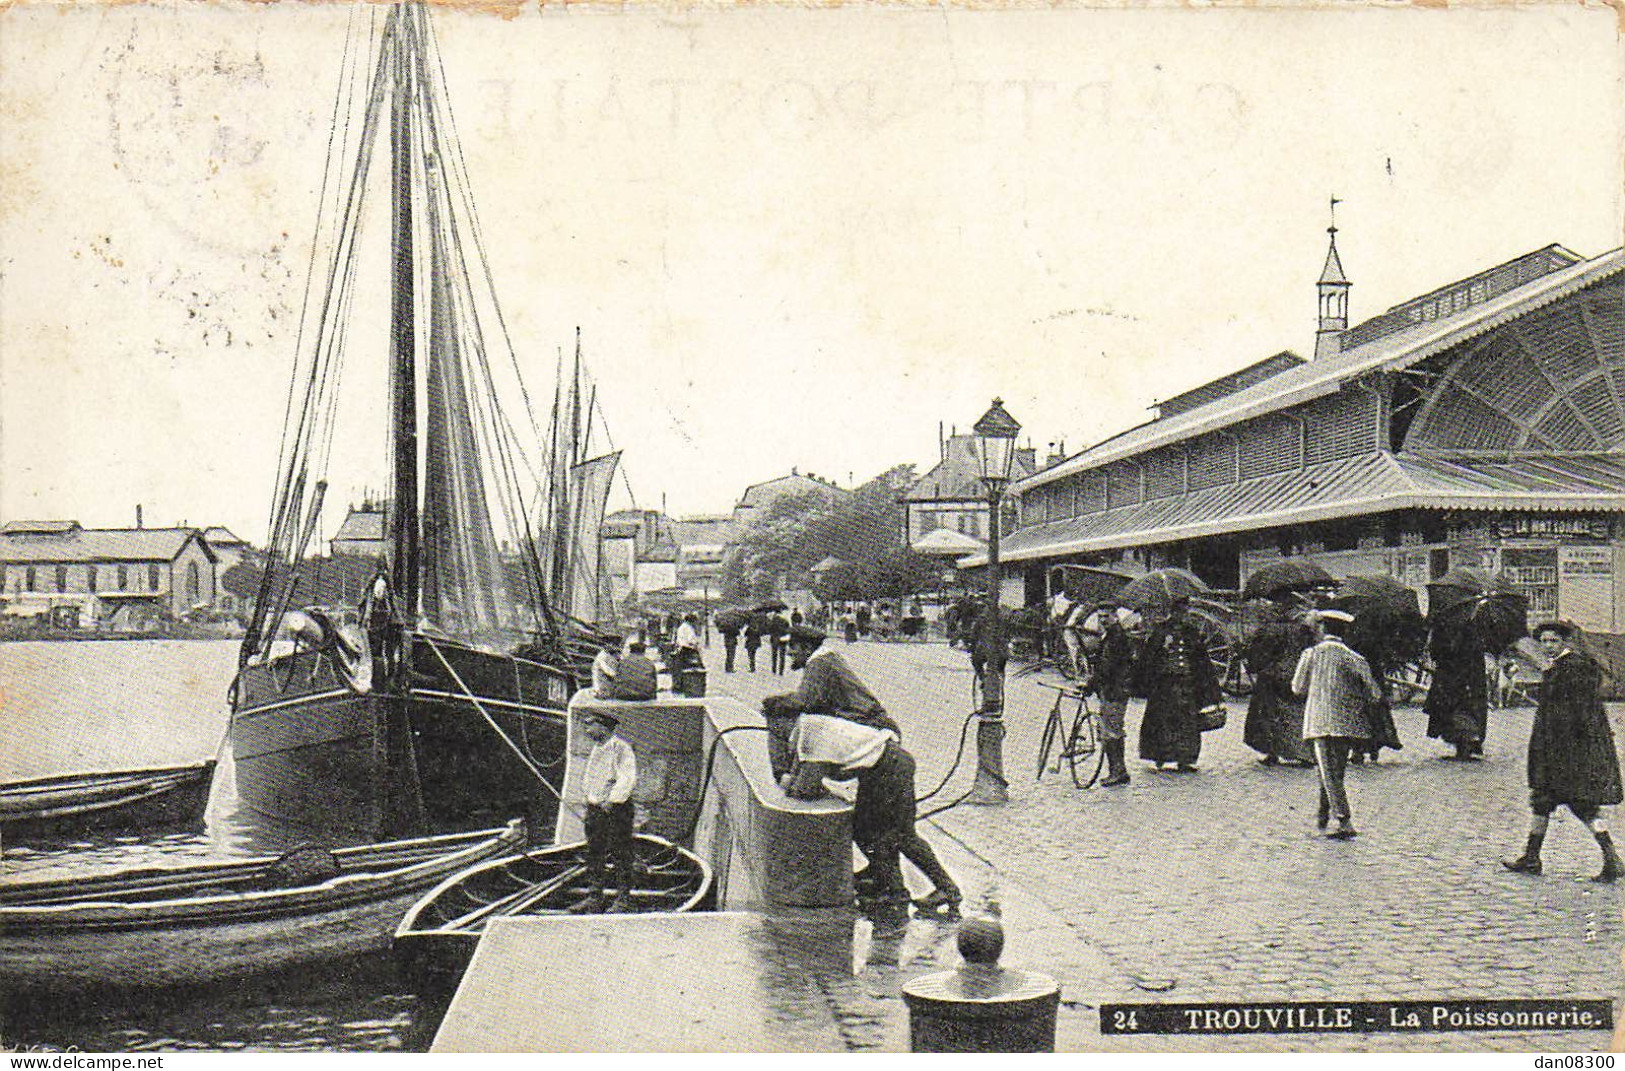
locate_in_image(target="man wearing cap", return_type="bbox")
[1503,621,1623,882]
[765,625,901,736]
[770,626,959,913]
[580,710,639,911]
[608,639,658,702]
[1088,606,1141,787]
[779,710,960,914]
[1292,610,1382,839]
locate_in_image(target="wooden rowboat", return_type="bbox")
[0,821,525,994]
[0,761,217,839]
[394,834,712,994]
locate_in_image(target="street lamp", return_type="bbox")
[968,397,1021,805]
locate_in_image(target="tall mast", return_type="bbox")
[388,6,420,618]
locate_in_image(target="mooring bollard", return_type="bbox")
[901,916,1060,1053]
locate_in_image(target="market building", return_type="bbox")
[992,236,1625,632]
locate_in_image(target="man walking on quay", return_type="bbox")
[718,614,741,673]
[743,615,763,672]
[1293,610,1382,839]
[1503,621,1624,882]
[768,610,791,674]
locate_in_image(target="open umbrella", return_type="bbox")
[1114,568,1208,615]
[752,601,789,614]
[1432,589,1529,654]
[1427,568,1517,620]
[1241,559,1336,601]
[1052,564,1134,607]
[1333,574,1421,619]
[713,607,751,631]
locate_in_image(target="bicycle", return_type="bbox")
[1034,680,1106,789]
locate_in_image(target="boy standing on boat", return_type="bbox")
[581,711,639,912]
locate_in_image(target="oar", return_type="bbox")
[436,864,588,932]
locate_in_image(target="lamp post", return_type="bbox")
[967,397,1021,806]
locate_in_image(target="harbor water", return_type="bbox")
[0,640,444,1052]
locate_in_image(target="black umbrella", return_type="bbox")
[1335,574,1427,668]
[1241,559,1336,601]
[753,601,789,614]
[1432,589,1529,654]
[1115,568,1208,615]
[714,607,751,631]
[1333,574,1420,619]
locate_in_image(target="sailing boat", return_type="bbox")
[232,3,593,841]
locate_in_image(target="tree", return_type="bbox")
[721,465,936,602]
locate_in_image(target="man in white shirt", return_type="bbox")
[780,710,959,915]
[581,710,639,911]
[674,613,703,672]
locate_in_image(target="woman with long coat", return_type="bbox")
[1503,621,1623,882]
[1243,599,1317,766]
[1424,621,1489,760]
[1137,599,1221,771]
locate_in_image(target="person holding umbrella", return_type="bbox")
[1503,621,1623,882]
[1136,596,1222,772]
[1244,594,1318,767]
[1292,610,1382,839]
[1425,618,1490,761]
[742,614,764,672]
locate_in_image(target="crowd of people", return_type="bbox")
[588,585,1622,914]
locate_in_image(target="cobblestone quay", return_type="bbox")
[707,638,1621,1052]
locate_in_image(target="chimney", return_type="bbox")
[135,504,143,530]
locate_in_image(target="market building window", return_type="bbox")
[149,564,161,590]
[55,565,67,592]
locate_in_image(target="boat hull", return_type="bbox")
[0,824,523,994]
[0,762,216,839]
[231,636,574,840]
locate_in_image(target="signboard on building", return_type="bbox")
[1497,516,1613,540]
[1558,546,1615,633]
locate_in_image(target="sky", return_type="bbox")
[1,1,1620,545]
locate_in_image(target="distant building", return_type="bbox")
[0,520,218,629]
[331,504,389,558]
[732,470,848,525]
[667,516,739,600]
[902,434,1038,547]
[601,510,739,610]
[202,526,254,616]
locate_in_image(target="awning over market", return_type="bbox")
[960,452,1625,567]
[910,528,987,557]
